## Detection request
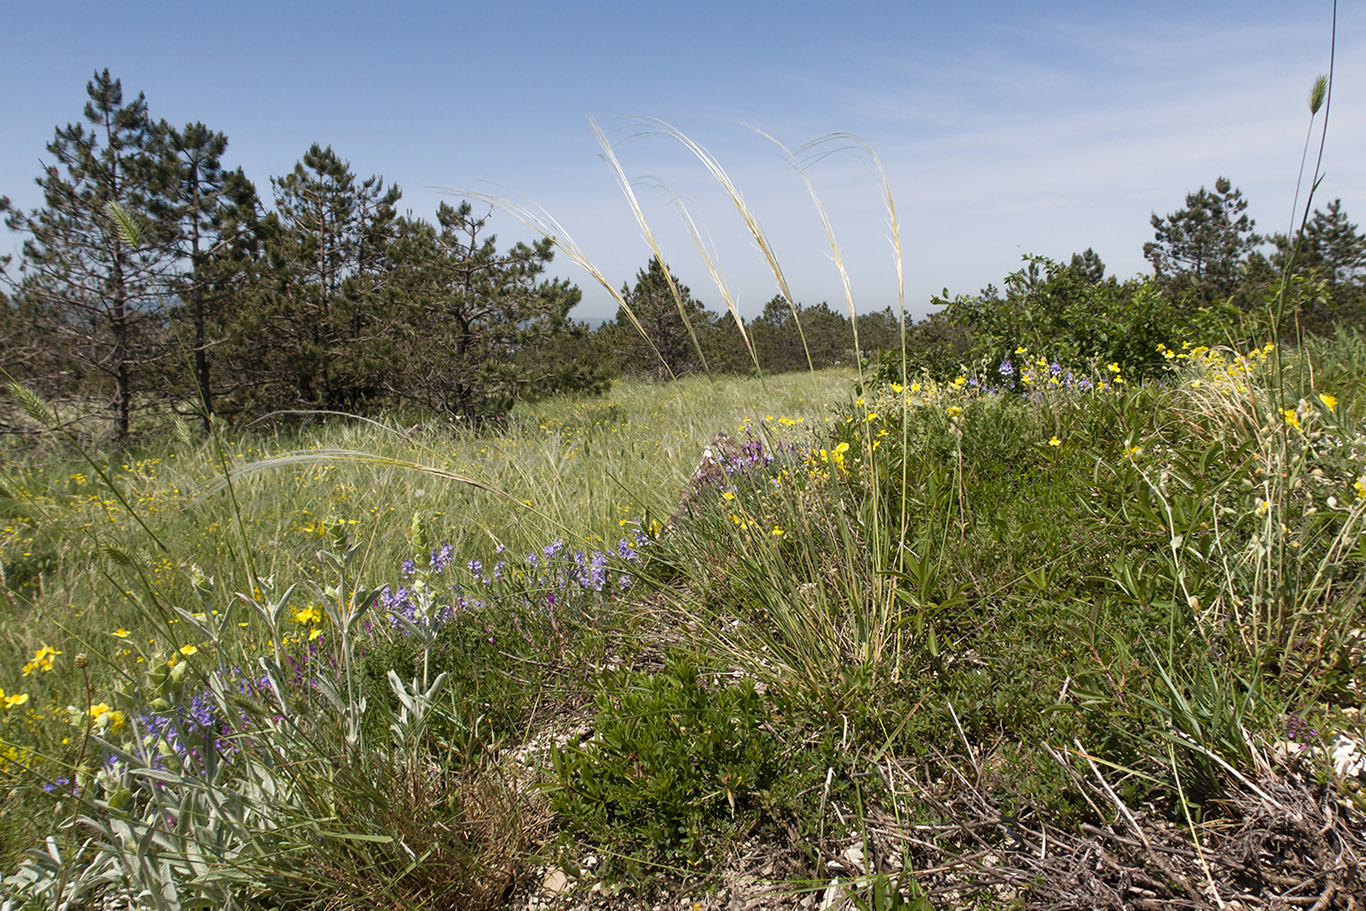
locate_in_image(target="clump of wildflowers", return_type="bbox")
[21,646,61,676]
[378,530,648,635]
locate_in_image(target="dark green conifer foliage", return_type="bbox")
[256,144,401,410]
[0,69,171,444]
[154,121,262,427]
[749,296,853,373]
[386,201,595,418]
[1254,198,1366,332]
[1068,247,1107,284]
[1144,177,1261,307]
[1303,199,1366,287]
[614,257,710,380]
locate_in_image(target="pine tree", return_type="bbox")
[254,144,401,410]
[0,70,172,443]
[386,201,592,418]
[1257,199,1366,332]
[614,257,709,381]
[154,121,262,427]
[1303,199,1366,288]
[1069,247,1107,284]
[749,297,852,373]
[1144,177,1261,306]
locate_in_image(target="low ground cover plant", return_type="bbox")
[546,656,783,882]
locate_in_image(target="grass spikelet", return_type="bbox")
[8,381,55,428]
[105,201,142,250]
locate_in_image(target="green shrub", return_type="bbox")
[546,657,780,882]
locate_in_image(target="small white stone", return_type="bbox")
[542,869,570,894]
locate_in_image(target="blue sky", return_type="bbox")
[2,1,1359,321]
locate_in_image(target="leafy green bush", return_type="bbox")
[546,657,780,881]
[875,254,1242,386]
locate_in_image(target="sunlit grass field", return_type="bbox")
[0,368,852,696]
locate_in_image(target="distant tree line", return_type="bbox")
[4,72,1364,443]
[602,256,900,381]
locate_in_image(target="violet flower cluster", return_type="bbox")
[377,528,649,635]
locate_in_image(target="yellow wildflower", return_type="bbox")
[21,646,61,677]
[291,606,324,626]
[1283,409,1301,431]
[112,629,131,638]
[1048,436,1061,447]
[1,690,31,710]
[946,405,963,417]
[178,644,198,657]
[771,526,784,537]
[1318,393,1337,411]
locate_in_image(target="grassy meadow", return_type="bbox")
[2,334,1365,909]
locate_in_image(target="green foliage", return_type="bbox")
[749,297,853,373]
[384,201,606,419]
[611,256,712,380]
[154,120,262,429]
[546,657,782,881]
[0,69,173,443]
[1252,199,1366,333]
[6,80,1366,906]
[927,253,1238,381]
[874,311,972,383]
[1144,176,1262,307]
[232,143,403,412]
